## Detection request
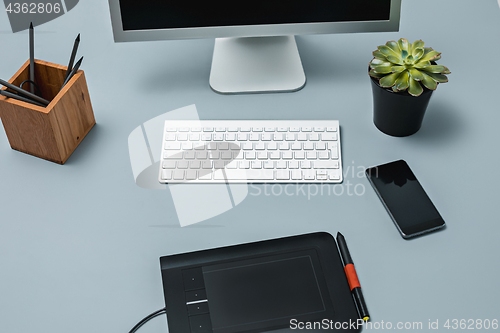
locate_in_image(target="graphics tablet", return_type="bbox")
[160,232,361,332]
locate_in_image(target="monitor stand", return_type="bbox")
[209,35,306,94]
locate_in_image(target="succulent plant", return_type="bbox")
[369,38,450,97]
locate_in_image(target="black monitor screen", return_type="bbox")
[202,252,328,332]
[119,0,392,31]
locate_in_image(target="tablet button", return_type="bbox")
[187,301,209,315]
[189,313,212,333]
[182,268,205,291]
[185,289,207,303]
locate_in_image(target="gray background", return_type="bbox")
[1,0,499,332]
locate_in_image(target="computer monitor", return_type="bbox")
[108,0,401,94]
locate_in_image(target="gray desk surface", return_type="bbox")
[1,1,500,332]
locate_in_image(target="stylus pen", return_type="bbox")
[0,89,46,107]
[60,56,83,90]
[29,22,35,94]
[337,232,370,321]
[0,78,50,106]
[64,34,80,81]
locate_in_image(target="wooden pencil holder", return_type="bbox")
[0,59,95,164]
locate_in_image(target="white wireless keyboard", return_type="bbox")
[158,120,343,184]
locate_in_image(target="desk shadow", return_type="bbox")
[149,224,225,228]
[64,123,102,165]
[410,100,464,144]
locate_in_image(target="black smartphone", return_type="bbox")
[365,160,445,239]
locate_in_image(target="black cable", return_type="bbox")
[128,307,167,333]
[19,80,42,95]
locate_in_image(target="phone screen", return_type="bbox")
[366,160,445,238]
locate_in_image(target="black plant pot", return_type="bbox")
[370,73,433,137]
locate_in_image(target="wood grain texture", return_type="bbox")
[0,60,95,164]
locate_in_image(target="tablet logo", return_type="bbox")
[3,0,79,33]
[128,105,248,227]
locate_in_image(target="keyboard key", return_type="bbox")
[276,161,287,169]
[302,127,312,132]
[251,161,262,169]
[189,161,201,169]
[309,133,320,141]
[165,142,181,150]
[165,133,176,141]
[163,161,176,169]
[161,170,172,180]
[263,161,274,169]
[322,133,338,141]
[270,151,280,159]
[173,170,185,180]
[252,127,263,132]
[222,169,273,180]
[186,170,197,180]
[291,170,302,180]
[203,127,213,132]
[221,151,232,159]
[314,127,324,132]
[314,160,340,169]
[249,133,260,141]
[289,127,300,132]
[276,170,290,180]
[318,151,329,159]
[303,170,315,180]
[277,127,288,132]
[257,151,268,159]
[264,127,275,132]
[177,133,188,141]
[215,127,226,132]
[326,126,337,132]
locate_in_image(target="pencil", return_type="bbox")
[0,89,46,107]
[60,56,83,90]
[29,22,35,94]
[64,34,80,81]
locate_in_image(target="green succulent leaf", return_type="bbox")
[412,48,424,61]
[425,65,451,74]
[373,50,387,59]
[411,40,425,51]
[392,66,405,73]
[424,72,449,83]
[401,50,408,60]
[420,50,441,62]
[378,45,400,59]
[386,41,401,54]
[379,72,401,88]
[421,72,438,90]
[408,77,424,97]
[414,60,431,69]
[409,68,424,81]
[372,65,394,74]
[392,85,399,92]
[395,70,410,91]
[405,55,415,64]
[370,58,392,69]
[386,54,404,65]
[369,69,386,79]
[398,39,410,54]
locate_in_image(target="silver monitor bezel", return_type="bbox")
[108,0,401,42]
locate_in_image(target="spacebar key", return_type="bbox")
[225,170,274,180]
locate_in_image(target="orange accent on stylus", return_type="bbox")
[344,263,361,290]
